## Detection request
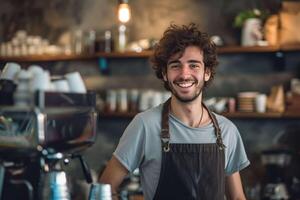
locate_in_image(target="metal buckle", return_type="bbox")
[163,142,170,152]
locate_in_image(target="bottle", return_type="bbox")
[73,29,83,55]
[117,24,127,52]
[86,30,96,54]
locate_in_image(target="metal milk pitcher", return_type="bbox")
[88,183,112,200]
[40,170,71,200]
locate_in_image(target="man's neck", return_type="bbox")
[170,95,204,127]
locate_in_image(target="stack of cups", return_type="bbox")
[28,65,51,92]
[1,62,88,106]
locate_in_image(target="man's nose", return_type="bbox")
[180,64,191,75]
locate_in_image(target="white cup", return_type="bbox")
[117,89,128,112]
[0,62,21,81]
[31,70,51,91]
[65,71,86,93]
[129,89,139,112]
[28,65,44,76]
[255,94,267,113]
[52,79,70,92]
[106,90,117,112]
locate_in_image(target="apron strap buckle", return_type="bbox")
[161,138,170,152]
[217,137,226,151]
[163,142,170,152]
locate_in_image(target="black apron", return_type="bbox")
[153,99,226,200]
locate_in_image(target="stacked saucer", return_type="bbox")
[237,92,258,112]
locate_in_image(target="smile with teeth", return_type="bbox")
[175,81,195,88]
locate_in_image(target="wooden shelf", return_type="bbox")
[99,111,300,119]
[217,45,280,54]
[280,44,300,52]
[0,54,97,62]
[0,51,153,62]
[1,45,300,62]
[223,112,283,118]
[223,111,300,119]
[96,50,153,58]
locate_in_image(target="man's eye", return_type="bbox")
[190,64,199,68]
[169,64,180,69]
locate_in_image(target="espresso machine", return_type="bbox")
[0,91,97,200]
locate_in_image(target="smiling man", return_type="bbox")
[164,46,207,103]
[99,23,250,200]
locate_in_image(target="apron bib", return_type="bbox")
[153,99,226,200]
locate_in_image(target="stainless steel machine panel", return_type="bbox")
[0,91,97,157]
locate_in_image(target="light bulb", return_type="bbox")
[118,3,131,23]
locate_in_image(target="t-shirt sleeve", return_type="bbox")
[225,125,250,175]
[113,114,145,172]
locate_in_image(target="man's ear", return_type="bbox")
[204,68,211,82]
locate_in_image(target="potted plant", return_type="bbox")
[234,9,269,46]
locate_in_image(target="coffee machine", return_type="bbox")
[0,91,97,200]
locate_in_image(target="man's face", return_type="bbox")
[163,46,211,103]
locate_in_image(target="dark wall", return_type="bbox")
[0,0,281,44]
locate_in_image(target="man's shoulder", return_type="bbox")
[136,104,163,121]
[213,112,238,131]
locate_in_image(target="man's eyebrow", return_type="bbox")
[167,60,180,65]
[188,60,203,64]
[167,59,203,65]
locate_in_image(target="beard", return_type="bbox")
[166,76,204,103]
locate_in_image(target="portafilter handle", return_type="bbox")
[71,154,93,184]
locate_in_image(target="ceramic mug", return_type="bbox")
[65,72,87,93]
[0,62,21,81]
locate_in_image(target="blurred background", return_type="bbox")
[0,0,300,199]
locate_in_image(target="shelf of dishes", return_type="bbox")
[99,110,300,119]
[96,86,300,119]
[1,45,300,62]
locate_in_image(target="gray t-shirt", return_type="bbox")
[114,104,250,200]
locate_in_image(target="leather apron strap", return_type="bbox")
[203,103,226,150]
[160,98,226,151]
[161,98,171,152]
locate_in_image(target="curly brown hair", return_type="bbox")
[150,23,218,91]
